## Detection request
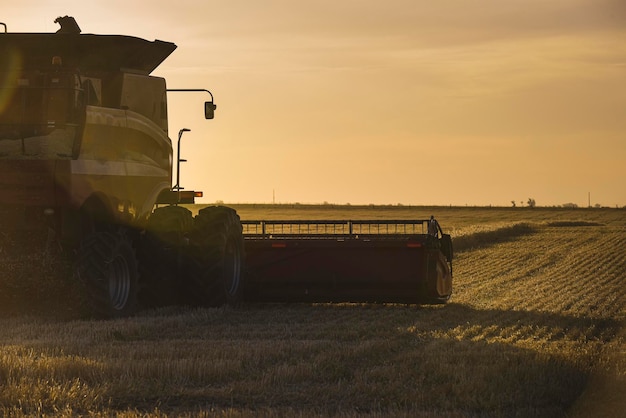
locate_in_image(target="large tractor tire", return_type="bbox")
[422,251,452,305]
[75,230,139,318]
[138,205,193,307]
[187,206,245,306]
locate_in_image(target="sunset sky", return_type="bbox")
[5,1,626,207]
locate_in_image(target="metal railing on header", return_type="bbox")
[241,219,430,240]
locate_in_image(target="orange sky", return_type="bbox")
[5,0,626,207]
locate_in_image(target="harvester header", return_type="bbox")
[243,218,453,303]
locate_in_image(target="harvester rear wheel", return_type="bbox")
[76,230,139,318]
[138,205,193,307]
[188,206,244,306]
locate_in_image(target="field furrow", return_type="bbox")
[455,225,625,319]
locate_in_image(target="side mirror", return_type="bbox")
[204,101,216,119]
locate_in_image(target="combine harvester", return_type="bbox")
[0,17,453,317]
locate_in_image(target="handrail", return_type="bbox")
[242,219,431,239]
[242,219,430,225]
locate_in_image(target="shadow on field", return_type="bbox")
[1,301,618,416]
[453,222,537,252]
[391,302,619,416]
[0,250,84,319]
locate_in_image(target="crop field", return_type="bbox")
[0,206,624,417]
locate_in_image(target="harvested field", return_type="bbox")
[0,206,624,417]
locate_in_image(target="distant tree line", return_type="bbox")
[511,198,536,208]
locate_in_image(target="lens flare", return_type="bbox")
[0,47,22,114]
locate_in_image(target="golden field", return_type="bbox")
[0,205,624,417]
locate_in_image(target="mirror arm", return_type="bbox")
[166,88,214,102]
[166,88,216,119]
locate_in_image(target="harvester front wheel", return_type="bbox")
[76,230,139,318]
[188,206,244,306]
[138,205,193,307]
